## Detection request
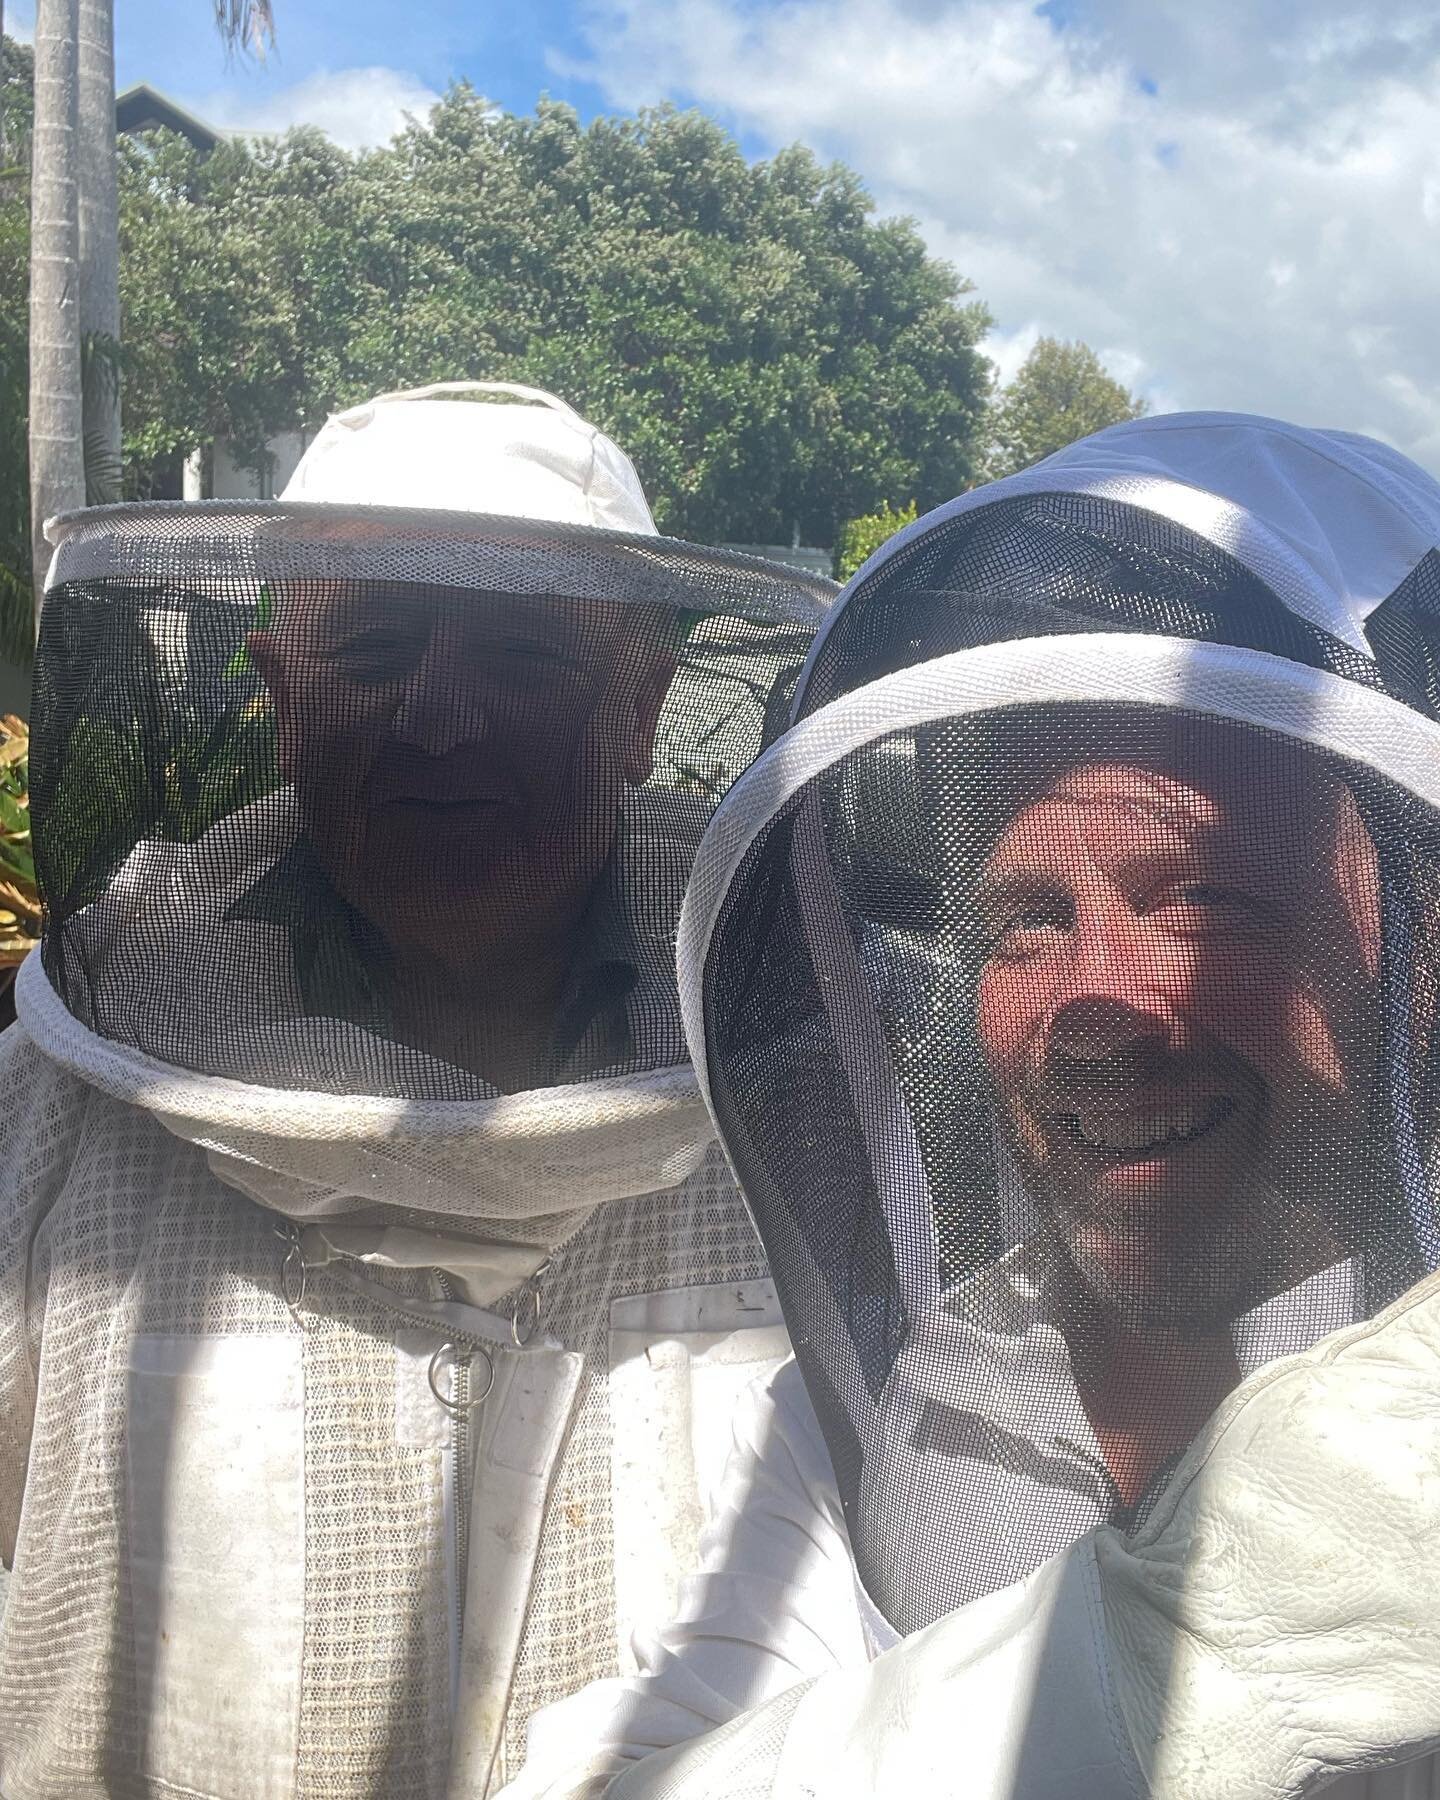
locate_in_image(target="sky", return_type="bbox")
[10,0,1440,473]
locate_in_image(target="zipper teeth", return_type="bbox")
[1052,1434,1126,1517]
[283,1237,491,1707]
[1052,1434,1183,1530]
[434,1270,474,1669]
[453,1361,471,1602]
[354,1280,508,1353]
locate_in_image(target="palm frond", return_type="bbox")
[212,0,276,61]
[80,330,123,408]
[83,428,122,506]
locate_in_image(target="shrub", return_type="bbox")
[833,501,918,583]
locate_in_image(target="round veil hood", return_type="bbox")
[21,431,835,1242]
[680,412,1440,1636]
[796,411,1440,721]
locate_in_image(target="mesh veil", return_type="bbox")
[796,490,1440,719]
[30,501,830,1114]
[687,489,1440,1639]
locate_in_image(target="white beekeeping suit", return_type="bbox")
[0,382,833,1799]
[504,412,1440,1799]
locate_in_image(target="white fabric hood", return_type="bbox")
[19,761,718,1257]
[809,409,1440,684]
[678,409,1440,1639]
[17,936,714,1301]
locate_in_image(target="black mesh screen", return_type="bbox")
[31,542,824,1099]
[705,703,1439,1635]
[800,492,1431,721]
[1364,548,1440,718]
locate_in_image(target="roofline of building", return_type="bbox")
[116,83,222,152]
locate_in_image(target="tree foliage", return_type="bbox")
[211,0,276,60]
[2,53,1152,659]
[1,33,33,154]
[833,500,918,582]
[117,91,995,543]
[0,187,29,665]
[0,713,40,965]
[987,336,1145,479]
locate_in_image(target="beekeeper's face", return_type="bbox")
[973,727,1384,1332]
[249,586,677,967]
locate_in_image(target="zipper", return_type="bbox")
[433,1268,474,1686]
[276,1225,494,1714]
[276,1229,554,1724]
[275,1228,575,1789]
[1052,1434,1187,1531]
[1052,1434,1127,1519]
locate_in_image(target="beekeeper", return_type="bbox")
[503,412,1440,1799]
[0,381,832,1799]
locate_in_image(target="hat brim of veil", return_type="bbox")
[45,500,837,626]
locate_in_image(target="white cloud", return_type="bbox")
[979,321,1040,388]
[187,65,441,152]
[559,0,1440,473]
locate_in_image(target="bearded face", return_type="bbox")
[973,728,1383,1332]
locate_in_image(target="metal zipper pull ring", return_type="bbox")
[282,1244,308,1317]
[428,1340,496,1414]
[273,1222,308,1320]
[512,1261,550,1347]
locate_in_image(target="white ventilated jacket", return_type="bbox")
[0,948,792,1800]
[499,1251,1438,1800]
[550,1271,1440,1800]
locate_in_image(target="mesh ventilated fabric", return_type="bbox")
[0,1035,767,1797]
[688,484,1440,1641]
[1,499,831,1797]
[502,1143,768,1779]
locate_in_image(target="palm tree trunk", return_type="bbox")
[28,0,84,617]
[77,0,120,502]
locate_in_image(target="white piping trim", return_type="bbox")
[788,793,942,1315]
[15,948,704,1143]
[679,633,1440,1106]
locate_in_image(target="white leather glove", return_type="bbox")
[609,1267,1440,1800]
[1106,1261,1440,1798]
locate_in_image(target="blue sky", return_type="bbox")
[11,0,633,129]
[10,0,1440,474]
[114,0,602,125]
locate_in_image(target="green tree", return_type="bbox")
[117,93,995,545]
[119,124,363,481]
[987,336,1145,480]
[833,500,918,582]
[0,30,31,154]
